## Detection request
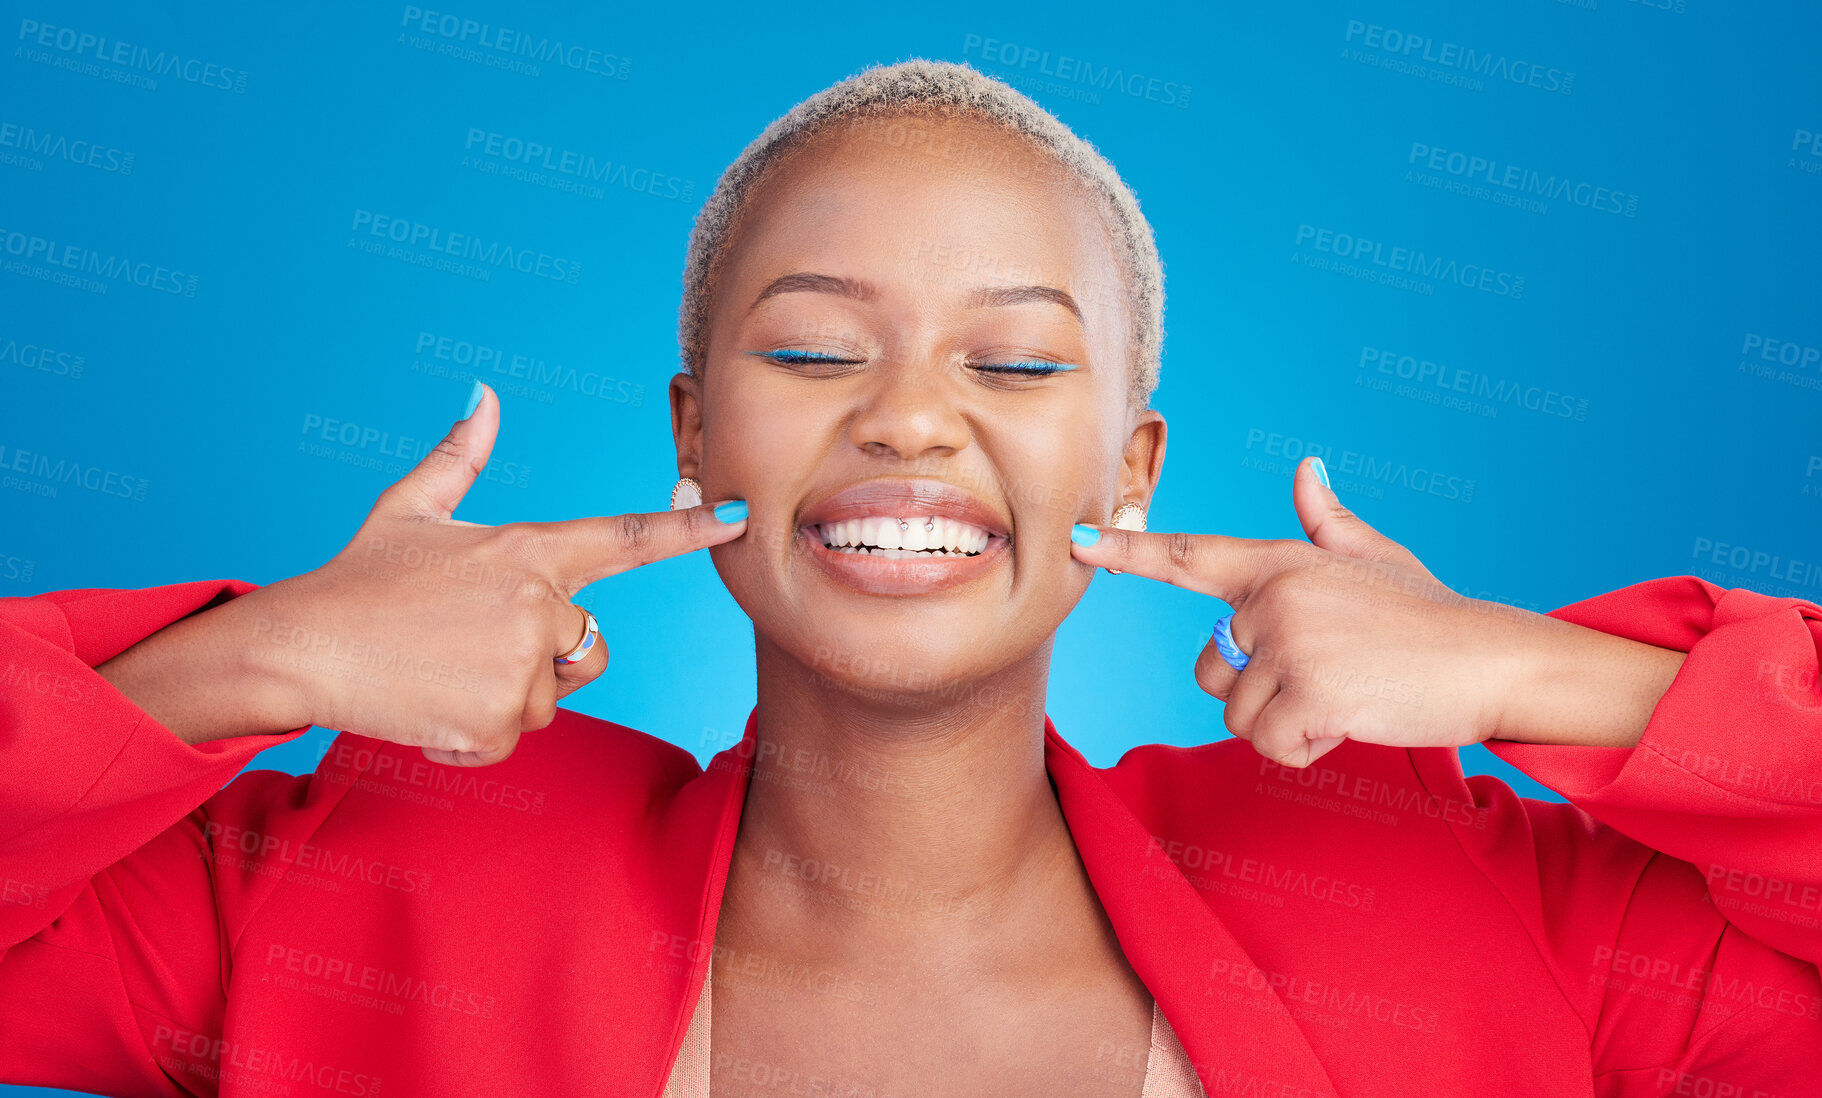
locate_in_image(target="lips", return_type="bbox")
[796,478,1011,595]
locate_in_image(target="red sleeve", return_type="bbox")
[0,582,333,1096]
[1481,576,1822,1096]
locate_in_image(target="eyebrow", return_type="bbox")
[748,272,1083,325]
[964,284,1083,324]
[749,272,878,312]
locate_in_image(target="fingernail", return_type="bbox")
[713,500,748,524]
[1070,523,1101,547]
[1310,456,1331,492]
[461,380,484,420]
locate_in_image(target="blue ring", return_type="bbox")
[1212,614,1250,671]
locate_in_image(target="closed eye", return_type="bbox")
[745,349,865,371]
[972,360,1079,376]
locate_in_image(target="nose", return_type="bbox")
[847,363,971,462]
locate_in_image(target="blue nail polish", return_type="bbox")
[461,380,484,420]
[713,500,748,524]
[1070,523,1101,547]
[1311,456,1331,491]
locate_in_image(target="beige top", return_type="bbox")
[660,967,1208,1097]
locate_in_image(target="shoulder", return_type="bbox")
[1096,734,1655,890]
[224,711,728,979]
[1095,735,1504,841]
[536,706,706,790]
[1099,734,1452,808]
[311,706,705,822]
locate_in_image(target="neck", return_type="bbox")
[725,633,1079,943]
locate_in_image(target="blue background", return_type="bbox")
[3,3,1819,1091]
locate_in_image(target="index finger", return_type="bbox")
[534,500,748,588]
[1068,526,1282,604]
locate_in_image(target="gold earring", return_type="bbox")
[670,477,703,511]
[1110,503,1147,532]
[1106,503,1145,574]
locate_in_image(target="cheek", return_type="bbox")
[698,378,827,597]
[996,411,1116,525]
[701,377,820,493]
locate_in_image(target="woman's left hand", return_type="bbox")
[1069,457,1686,768]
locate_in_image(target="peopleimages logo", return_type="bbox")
[1343,20,1574,96]
[398,6,629,79]
[0,334,85,379]
[1792,128,1822,176]
[1242,428,1477,504]
[1736,331,1822,395]
[1294,223,1524,299]
[0,227,198,296]
[348,210,581,284]
[1407,142,1638,217]
[0,121,135,175]
[1358,346,1588,422]
[412,330,644,407]
[15,18,247,92]
[462,128,693,203]
[0,442,149,501]
[1691,538,1822,593]
[960,33,1192,108]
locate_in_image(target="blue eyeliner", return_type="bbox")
[744,350,1078,375]
[745,349,853,364]
[977,360,1079,374]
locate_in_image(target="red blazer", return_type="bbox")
[2,577,1819,1097]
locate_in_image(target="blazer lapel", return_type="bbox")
[1044,719,1341,1098]
[647,710,757,1095]
[660,710,1338,1098]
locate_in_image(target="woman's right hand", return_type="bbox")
[98,383,747,766]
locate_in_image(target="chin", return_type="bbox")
[803,629,982,699]
[773,607,1045,719]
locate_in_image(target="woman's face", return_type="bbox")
[674,114,1164,700]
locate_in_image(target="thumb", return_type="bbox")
[1292,456,1422,570]
[379,381,499,519]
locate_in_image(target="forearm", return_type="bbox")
[96,584,311,745]
[1484,578,1822,963]
[1491,612,1688,748]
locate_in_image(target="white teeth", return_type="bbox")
[813,514,994,556]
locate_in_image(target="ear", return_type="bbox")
[669,371,704,479]
[1119,408,1167,507]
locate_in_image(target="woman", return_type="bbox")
[2,59,1817,1098]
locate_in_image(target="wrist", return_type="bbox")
[1492,611,1684,748]
[97,584,319,745]
[217,585,321,737]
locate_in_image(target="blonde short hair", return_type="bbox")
[677,58,1165,407]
